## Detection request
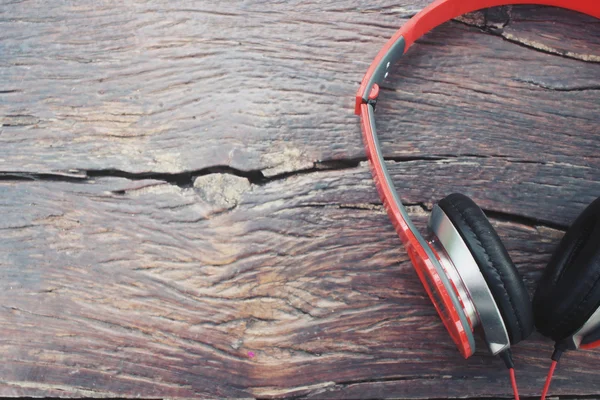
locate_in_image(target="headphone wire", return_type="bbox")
[500,350,519,400]
[541,344,566,400]
[509,367,520,400]
[540,360,558,400]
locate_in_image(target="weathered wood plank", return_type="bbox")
[376,11,600,167]
[1,0,600,398]
[1,158,600,398]
[0,2,598,175]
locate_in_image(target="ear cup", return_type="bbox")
[438,193,534,345]
[533,197,600,343]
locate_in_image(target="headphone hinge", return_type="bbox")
[366,98,377,110]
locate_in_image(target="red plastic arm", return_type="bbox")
[581,339,600,349]
[360,103,474,358]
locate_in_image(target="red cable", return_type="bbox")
[540,360,558,400]
[509,368,520,400]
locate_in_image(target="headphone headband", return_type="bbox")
[355,0,600,358]
[355,0,600,114]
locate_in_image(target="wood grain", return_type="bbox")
[1,0,600,398]
[1,2,598,176]
[1,162,600,399]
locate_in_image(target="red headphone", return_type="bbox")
[355,1,600,399]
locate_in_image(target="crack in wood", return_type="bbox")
[514,78,600,92]
[0,114,40,127]
[0,154,553,187]
[455,9,600,63]
[0,153,569,232]
[483,208,568,231]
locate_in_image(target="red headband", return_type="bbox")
[355,0,600,358]
[356,0,600,114]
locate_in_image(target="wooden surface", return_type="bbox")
[1,1,600,398]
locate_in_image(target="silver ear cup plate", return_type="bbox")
[566,305,600,349]
[428,236,480,330]
[428,205,510,355]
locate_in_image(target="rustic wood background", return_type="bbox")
[1,1,600,398]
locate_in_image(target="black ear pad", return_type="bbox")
[438,193,534,345]
[533,197,600,343]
